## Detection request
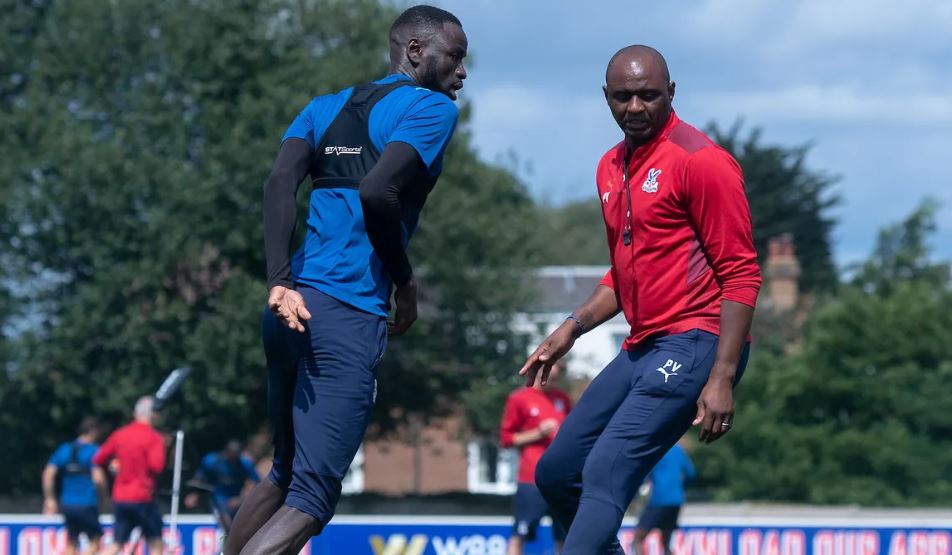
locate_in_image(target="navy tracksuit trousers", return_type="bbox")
[535,329,749,554]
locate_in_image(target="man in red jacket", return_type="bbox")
[93,396,166,555]
[520,45,761,554]
[500,360,572,555]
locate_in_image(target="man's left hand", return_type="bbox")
[693,374,734,444]
[268,285,312,333]
[389,278,418,336]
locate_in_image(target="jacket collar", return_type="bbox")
[614,110,680,166]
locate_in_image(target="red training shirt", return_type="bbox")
[596,112,761,349]
[499,387,572,484]
[92,421,165,503]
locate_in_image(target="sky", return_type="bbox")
[430,0,952,268]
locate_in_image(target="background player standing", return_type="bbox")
[521,45,761,554]
[42,417,107,555]
[224,5,467,554]
[632,441,695,555]
[184,440,260,533]
[93,396,166,555]
[500,360,572,555]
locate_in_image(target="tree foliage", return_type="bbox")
[535,200,610,266]
[711,124,840,292]
[699,201,952,506]
[0,0,536,494]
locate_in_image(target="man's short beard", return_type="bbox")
[417,64,440,91]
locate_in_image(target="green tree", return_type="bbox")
[0,0,536,494]
[711,124,840,292]
[535,199,610,266]
[700,201,952,505]
[851,199,949,294]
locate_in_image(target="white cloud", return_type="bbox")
[682,0,952,53]
[786,0,952,47]
[469,85,548,127]
[695,86,952,124]
[465,83,619,201]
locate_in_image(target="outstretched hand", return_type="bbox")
[518,322,577,387]
[268,286,312,333]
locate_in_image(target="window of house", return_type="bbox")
[340,445,364,495]
[467,438,517,495]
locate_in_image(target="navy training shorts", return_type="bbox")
[512,482,567,542]
[262,285,387,527]
[112,502,162,543]
[637,505,681,532]
[62,505,102,541]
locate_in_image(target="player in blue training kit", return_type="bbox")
[185,441,260,532]
[224,6,467,555]
[41,418,107,555]
[632,442,695,555]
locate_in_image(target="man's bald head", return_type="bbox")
[603,45,675,148]
[606,45,670,86]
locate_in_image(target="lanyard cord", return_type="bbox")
[623,146,633,246]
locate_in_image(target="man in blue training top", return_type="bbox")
[41,417,107,555]
[224,5,467,554]
[632,441,696,555]
[184,440,260,532]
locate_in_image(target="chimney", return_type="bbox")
[764,233,800,312]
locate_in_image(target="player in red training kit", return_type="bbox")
[93,396,166,555]
[521,45,760,554]
[500,360,572,555]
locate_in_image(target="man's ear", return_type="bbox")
[668,81,676,102]
[407,37,423,66]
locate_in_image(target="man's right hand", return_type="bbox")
[519,321,578,387]
[538,418,558,437]
[268,285,312,333]
[42,498,58,516]
[389,278,418,336]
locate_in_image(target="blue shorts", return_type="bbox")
[62,505,102,541]
[113,502,162,543]
[512,483,566,542]
[535,329,749,554]
[263,285,387,527]
[637,505,681,532]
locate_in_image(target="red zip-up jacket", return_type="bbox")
[92,421,165,503]
[596,112,761,350]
